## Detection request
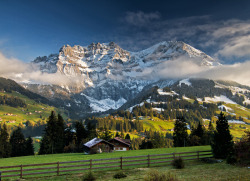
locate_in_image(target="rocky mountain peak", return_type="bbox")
[26,41,225,115]
[31,41,220,91]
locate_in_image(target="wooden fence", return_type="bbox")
[0,150,212,180]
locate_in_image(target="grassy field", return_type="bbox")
[0,145,249,181]
[225,104,250,123]
[26,161,250,181]
[0,146,210,167]
[0,91,67,126]
[142,117,175,132]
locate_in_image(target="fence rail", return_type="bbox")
[0,150,212,179]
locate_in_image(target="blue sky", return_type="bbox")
[1,0,250,63]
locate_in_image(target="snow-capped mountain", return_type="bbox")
[25,41,221,117]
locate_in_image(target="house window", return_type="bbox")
[120,147,123,150]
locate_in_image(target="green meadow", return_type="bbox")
[0,91,66,127]
[0,146,210,167]
[0,145,249,181]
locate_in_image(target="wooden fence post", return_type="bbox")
[120,157,123,170]
[197,151,199,160]
[20,164,23,179]
[90,159,92,170]
[173,152,175,160]
[57,162,60,176]
[0,171,2,181]
[148,155,150,167]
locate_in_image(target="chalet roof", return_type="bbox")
[84,137,114,148]
[110,137,131,146]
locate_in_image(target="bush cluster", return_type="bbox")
[113,171,127,179]
[82,171,96,181]
[172,157,185,169]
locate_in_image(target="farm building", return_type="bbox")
[83,138,114,154]
[109,137,131,151]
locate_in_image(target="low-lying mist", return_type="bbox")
[1,51,250,87]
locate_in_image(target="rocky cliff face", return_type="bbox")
[25,41,220,117]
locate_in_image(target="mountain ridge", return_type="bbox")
[22,41,229,117]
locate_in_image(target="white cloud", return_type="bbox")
[0,52,28,75]
[140,57,206,80]
[216,35,250,58]
[198,61,250,86]
[134,55,250,86]
[124,11,161,27]
[0,51,84,86]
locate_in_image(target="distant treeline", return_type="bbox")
[86,116,144,133]
[0,95,27,108]
[112,100,218,127]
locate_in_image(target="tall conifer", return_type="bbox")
[173,117,188,147]
[26,136,34,155]
[10,127,26,157]
[211,112,234,158]
[0,124,11,158]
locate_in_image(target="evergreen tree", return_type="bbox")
[195,121,204,138]
[189,121,205,145]
[211,112,234,159]
[115,131,120,137]
[25,136,34,156]
[55,114,65,153]
[10,127,26,157]
[208,120,214,131]
[46,111,58,154]
[39,111,65,154]
[173,117,188,147]
[64,126,75,147]
[207,120,215,144]
[39,135,51,154]
[75,121,87,148]
[0,124,11,158]
[125,133,131,140]
[86,122,97,140]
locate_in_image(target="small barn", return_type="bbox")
[109,137,131,151]
[83,138,114,154]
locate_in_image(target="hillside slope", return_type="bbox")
[0,77,67,126]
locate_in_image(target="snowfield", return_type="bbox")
[204,95,236,104]
[157,89,178,96]
[82,94,127,112]
[179,79,192,86]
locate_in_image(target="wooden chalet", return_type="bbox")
[83,138,114,154]
[109,137,131,151]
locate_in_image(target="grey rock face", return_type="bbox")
[25,41,219,116]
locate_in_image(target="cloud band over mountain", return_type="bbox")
[1,50,250,87]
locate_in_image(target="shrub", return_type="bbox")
[226,149,237,165]
[172,157,185,169]
[234,131,250,166]
[82,171,96,181]
[144,169,178,181]
[113,171,127,179]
